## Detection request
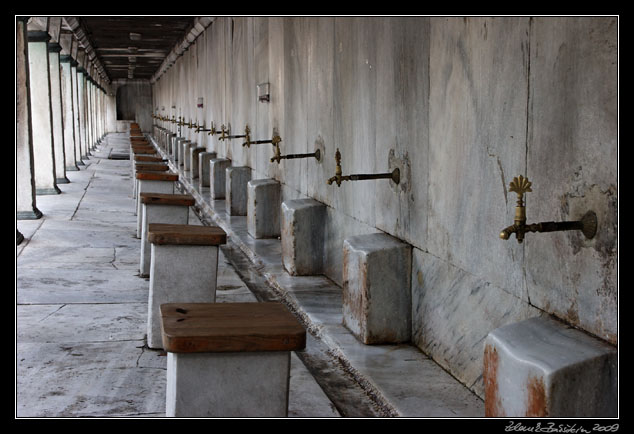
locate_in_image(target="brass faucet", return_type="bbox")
[242,132,281,148]
[176,116,186,126]
[499,175,597,243]
[219,124,228,140]
[196,121,212,133]
[326,148,400,187]
[219,124,250,141]
[206,122,220,136]
[270,140,320,164]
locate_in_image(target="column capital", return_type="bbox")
[27,30,51,43]
[59,54,73,63]
[47,42,63,53]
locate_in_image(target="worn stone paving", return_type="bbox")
[15,134,341,418]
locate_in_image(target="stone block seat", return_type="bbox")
[484,315,617,417]
[247,179,280,239]
[160,302,306,417]
[342,233,412,345]
[138,193,196,278]
[146,223,227,349]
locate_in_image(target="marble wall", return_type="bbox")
[150,16,618,398]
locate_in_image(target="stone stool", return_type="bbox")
[247,179,280,239]
[146,223,227,349]
[281,199,326,275]
[209,158,231,200]
[130,146,158,194]
[160,302,306,417]
[135,171,178,238]
[198,152,217,189]
[139,193,196,277]
[226,166,251,216]
[132,163,168,199]
[342,233,412,344]
[484,316,617,417]
[131,155,166,198]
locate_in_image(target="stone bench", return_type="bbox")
[135,171,179,237]
[138,193,196,277]
[182,142,197,172]
[484,315,617,417]
[189,147,207,180]
[226,166,251,216]
[342,233,412,344]
[179,141,193,168]
[172,137,186,163]
[209,158,231,200]
[247,179,280,239]
[281,199,326,275]
[198,152,217,189]
[146,223,227,349]
[160,302,306,417]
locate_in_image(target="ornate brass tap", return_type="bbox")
[270,140,320,164]
[242,132,281,148]
[219,124,250,141]
[206,122,220,136]
[499,175,597,243]
[326,148,400,187]
[218,124,229,140]
[196,121,212,133]
[176,116,186,126]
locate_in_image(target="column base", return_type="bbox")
[17,208,43,220]
[36,186,62,195]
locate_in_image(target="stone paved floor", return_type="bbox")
[16,134,340,418]
[16,132,485,419]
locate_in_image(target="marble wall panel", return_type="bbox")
[524,17,618,343]
[428,17,530,300]
[411,248,542,398]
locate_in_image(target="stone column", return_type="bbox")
[76,67,88,161]
[59,54,78,171]
[70,61,84,166]
[48,42,68,184]
[27,30,60,195]
[16,18,42,219]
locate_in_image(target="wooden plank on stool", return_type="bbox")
[147,223,226,246]
[160,302,306,353]
[136,163,169,172]
[140,193,196,207]
[136,171,179,182]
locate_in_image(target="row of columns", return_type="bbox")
[16,17,108,221]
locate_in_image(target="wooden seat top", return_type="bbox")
[160,302,306,353]
[140,192,195,206]
[134,155,166,162]
[147,223,226,246]
[132,148,157,155]
[135,163,168,171]
[135,171,178,181]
